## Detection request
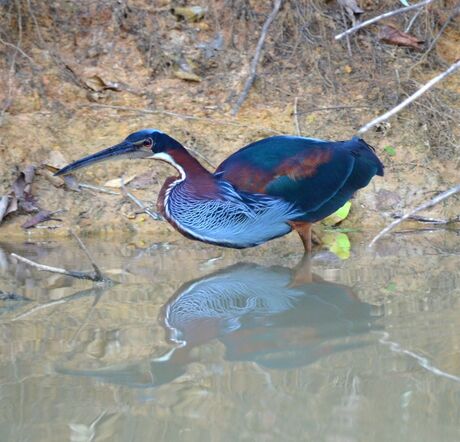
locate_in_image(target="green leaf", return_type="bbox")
[322,201,351,226]
[322,232,351,260]
[384,146,396,156]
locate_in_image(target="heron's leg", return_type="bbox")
[289,221,313,255]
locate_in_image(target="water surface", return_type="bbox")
[0,231,459,441]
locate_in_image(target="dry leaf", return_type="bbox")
[64,174,81,191]
[174,69,202,82]
[171,6,207,22]
[0,196,9,224]
[22,210,63,229]
[85,75,121,92]
[337,0,364,24]
[44,151,69,170]
[104,176,136,188]
[11,167,40,213]
[378,25,424,50]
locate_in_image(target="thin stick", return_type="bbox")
[70,230,104,281]
[124,191,163,221]
[231,0,283,116]
[369,183,460,247]
[335,0,434,40]
[358,59,460,134]
[79,183,120,195]
[11,253,108,282]
[293,97,301,136]
[411,4,460,69]
[0,37,39,68]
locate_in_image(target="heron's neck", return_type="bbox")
[154,146,210,181]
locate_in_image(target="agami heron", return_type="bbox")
[56,130,384,252]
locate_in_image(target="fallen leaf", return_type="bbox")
[174,69,202,82]
[323,232,351,260]
[104,176,136,188]
[171,6,207,22]
[323,201,352,226]
[378,25,423,50]
[0,196,9,224]
[337,0,364,24]
[11,167,40,213]
[64,174,81,191]
[22,210,63,229]
[384,145,397,156]
[44,151,69,169]
[4,195,18,217]
[85,75,121,92]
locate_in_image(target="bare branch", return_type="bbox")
[0,37,39,68]
[79,183,120,195]
[123,190,163,221]
[335,0,434,40]
[231,0,283,116]
[369,184,460,247]
[358,59,460,134]
[70,230,104,281]
[10,231,112,283]
[11,253,108,282]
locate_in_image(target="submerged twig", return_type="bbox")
[70,230,104,281]
[11,231,112,283]
[231,0,284,116]
[335,0,434,40]
[358,59,460,134]
[369,184,460,247]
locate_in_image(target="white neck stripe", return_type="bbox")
[151,152,186,180]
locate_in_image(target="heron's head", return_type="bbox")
[55,129,183,176]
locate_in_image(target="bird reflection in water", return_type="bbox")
[56,257,382,387]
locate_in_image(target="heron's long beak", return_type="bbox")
[55,141,150,176]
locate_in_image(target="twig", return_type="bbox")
[358,59,460,134]
[293,97,301,136]
[0,37,39,68]
[10,231,112,283]
[411,4,460,70]
[369,183,460,247]
[298,104,370,115]
[10,253,107,282]
[10,286,106,322]
[79,183,120,195]
[392,214,458,224]
[124,190,163,221]
[335,0,434,40]
[231,0,283,116]
[339,6,353,57]
[405,8,423,33]
[70,230,104,281]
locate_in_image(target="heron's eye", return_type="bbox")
[143,138,153,148]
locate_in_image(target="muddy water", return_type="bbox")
[0,231,459,442]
